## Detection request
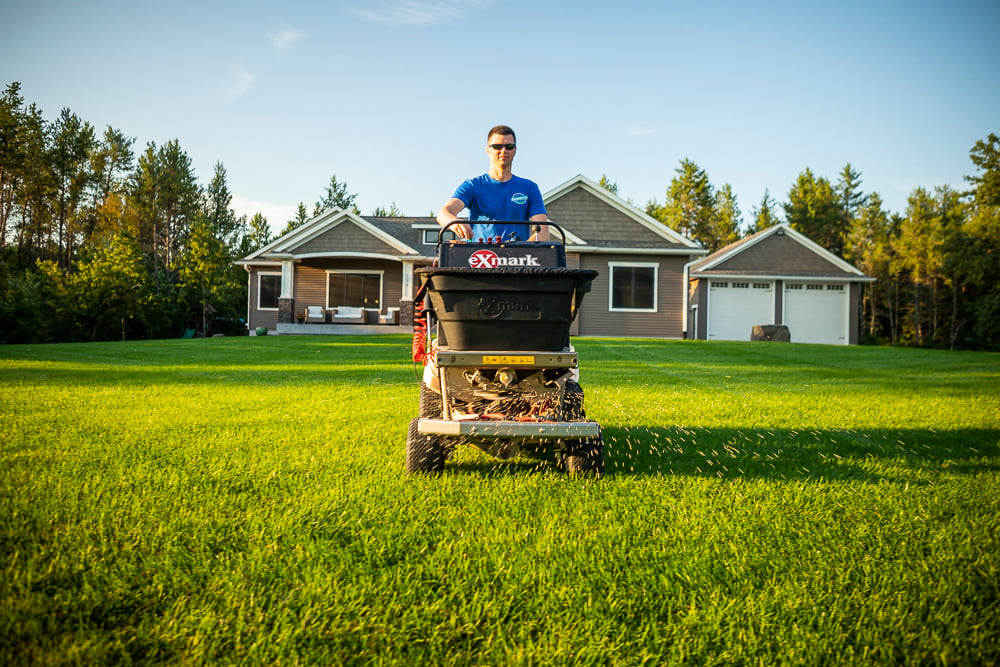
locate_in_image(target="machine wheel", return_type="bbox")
[419,382,442,419]
[406,418,445,474]
[562,380,585,421]
[564,429,604,478]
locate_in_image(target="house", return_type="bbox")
[237,177,872,345]
[238,212,433,333]
[237,174,707,338]
[685,223,875,345]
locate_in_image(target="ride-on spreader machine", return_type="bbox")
[407,223,603,476]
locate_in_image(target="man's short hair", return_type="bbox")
[487,125,516,143]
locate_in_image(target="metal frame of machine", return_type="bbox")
[406,223,603,476]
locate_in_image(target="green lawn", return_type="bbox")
[1,336,998,665]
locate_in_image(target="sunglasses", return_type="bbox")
[489,143,516,151]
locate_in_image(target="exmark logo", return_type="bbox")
[511,193,528,205]
[468,250,539,268]
[479,296,539,318]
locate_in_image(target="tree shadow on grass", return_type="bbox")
[440,425,1000,484]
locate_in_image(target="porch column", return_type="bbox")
[399,261,416,326]
[277,258,295,324]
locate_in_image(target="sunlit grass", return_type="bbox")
[1,336,998,664]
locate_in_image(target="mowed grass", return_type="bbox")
[1,336,998,665]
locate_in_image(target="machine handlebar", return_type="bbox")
[437,220,567,246]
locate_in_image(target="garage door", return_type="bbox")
[783,283,849,345]
[707,281,773,341]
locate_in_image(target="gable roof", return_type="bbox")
[689,223,873,280]
[544,174,704,253]
[240,208,427,263]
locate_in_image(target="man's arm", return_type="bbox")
[528,213,550,242]
[436,198,472,239]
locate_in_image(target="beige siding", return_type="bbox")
[715,234,854,276]
[247,268,280,329]
[293,221,400,256]
[547,189,672,246]
[574,253,687,338]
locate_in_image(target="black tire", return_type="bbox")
[406,418,445,474]
[419,382,442,419]
[562,380,585,421]
[564,429,604,478]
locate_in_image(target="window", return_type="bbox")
[258,273,280,310]
[712,281,729,289]
[753,282,770,289]
[787,284,803,290]
[423,229,456,244]
[328,271,382,309]
[827,284,845,291]
[732,282,750,289]
[610,262,658,311]
[807,284,824,291]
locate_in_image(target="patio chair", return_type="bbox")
[379,307,400,325]
[305,306,326,323]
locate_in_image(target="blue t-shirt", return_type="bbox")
[453,174,546,242]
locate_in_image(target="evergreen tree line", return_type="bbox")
[635,136,1000,350]
[0,82,364,343]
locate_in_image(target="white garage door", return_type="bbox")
[783,283,849,345]
[708,281,773,341]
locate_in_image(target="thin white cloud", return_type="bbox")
[229,65,256,97]
[270,28,305,52]
[628,125,657,137]
[351,0,490,26]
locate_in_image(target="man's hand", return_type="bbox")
[436,198,471,238]
[449,222,473,239]
[529,214,550,242]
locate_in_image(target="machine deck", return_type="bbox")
[418,419,600,439]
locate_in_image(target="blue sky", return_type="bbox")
[4,0,998,233]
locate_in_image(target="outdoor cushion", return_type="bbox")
[334,306,365,323]
[305,306,326,323]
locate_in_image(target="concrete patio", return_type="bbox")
[270,323,409,336]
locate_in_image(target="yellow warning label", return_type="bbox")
[482,355,535,365]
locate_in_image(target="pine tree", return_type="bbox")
[48,107,95,267]
[951,133,1000,349]
[647,159,714,246]
[86,126,135,243]
[783,168,847,255]
[280,202,310,236]
[895,187,938,345]
[846,192,892,340]
[203,162,244,249]
[711,183,742,250]
[965,133,1000,207]
[130,140,201,280]
[313,174,358,216]
[1,82,27,255]
[244,212,271,252]
[371,202,402,217]
[748,189,781,234]
[598,174,619,196]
